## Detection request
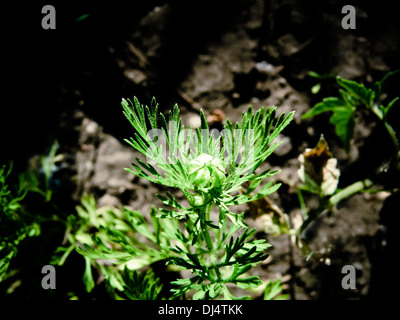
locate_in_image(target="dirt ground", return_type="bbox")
[2,0,400,300]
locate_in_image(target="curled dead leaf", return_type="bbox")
[298,135,340,196]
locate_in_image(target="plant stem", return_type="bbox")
[222,284,235,300]
[384,121,400,168]
[370,103,399,168]
[297,179,373,236]
[200,201,224,283]
[296,188,308,219]
[202,202,214,253]
[328,179,373,207]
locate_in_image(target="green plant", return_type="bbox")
[302,71,399,166]
[263,278,288,300]
[0,143,88,297]
[307,71,336,95]
[1,155,152,299]
[0,142,62,283]
[0,163,35,282]
[70,195,177,297]
[76,97,294,299]
[290,71,399,256]
[121,268,163,300]
[295,135,373,251]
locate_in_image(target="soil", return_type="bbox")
[2,0,400,300]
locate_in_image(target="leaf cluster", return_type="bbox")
[169,227,271,299]
[1,164,27,281]
[116,97,295,299]
[120,268,163,300]
[122,97,294,222]
[0,163,41,282]
[303,71,399,153]
[71,195,184,298]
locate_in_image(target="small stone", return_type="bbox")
[274,135,292,157]
[124,69,147,85]
[232,92,240,99]
[186,113,201,128]
[98,193,121,208]
[255,61,276,74]
[353,262,363,271]
[85,120,99,134]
